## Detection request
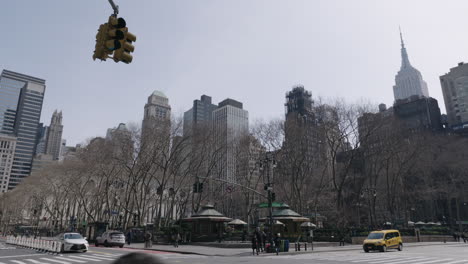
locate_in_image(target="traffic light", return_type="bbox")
[113,26,136,64]
[199,183,204,192]
[193,183,198,193]
[271,192,276,202]
[93,16,128,62]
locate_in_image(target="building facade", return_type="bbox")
[393,97,443,131]
[45,110,63,160]
[0,70,46,190]
[393,31,429,102]
[440,62,468,129]
[183,95,218,137]
[141,91,171,147]
[212,98,249,183]
[0,135,17,192]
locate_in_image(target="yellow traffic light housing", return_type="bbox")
[113,28,137,64]
[93,15,131,62]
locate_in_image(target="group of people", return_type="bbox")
[251,227,281,255]
[453,232,468,243]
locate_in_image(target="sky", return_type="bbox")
[1,0,468,146]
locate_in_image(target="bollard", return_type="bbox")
[305,242,307,251]
[298,243,301,251]
[294,243,297,251]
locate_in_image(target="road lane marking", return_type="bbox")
[415,259,454,264]
[40,258,71,264]
[24,259,51,264]
[445,260,468,264]
[0,255,44,259]
[66,256,102,262]
[54,257,85,263]
[11,261,28,264]
[86,255,116,260]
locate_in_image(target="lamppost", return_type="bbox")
[259,152,277,243]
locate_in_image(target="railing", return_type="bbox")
[5,235,62,254]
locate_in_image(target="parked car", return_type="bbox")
[56,233,89,253]
[363,229,403,252]
[95,231,125,248]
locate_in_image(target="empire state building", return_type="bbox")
[393,30,429,101]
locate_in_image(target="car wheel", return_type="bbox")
[398,243,403,251]
[104,240,109,247]
[119,245,124,248]
[381,245,387,252]
[95,241,99,247]
[82,250,87,253]
[364,248,369,253]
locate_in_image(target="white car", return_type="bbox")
[95,231,125,248]
[56,233,89,253]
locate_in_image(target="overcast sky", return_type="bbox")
[1,0,467,145]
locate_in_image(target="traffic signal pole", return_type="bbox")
[108,0,119,15]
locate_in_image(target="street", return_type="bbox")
[2,242,468,264]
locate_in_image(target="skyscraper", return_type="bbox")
[141,91,171,148]
[393,30,429,102]
[45,110,63,160]
[0,70,46,190]
[0,135,17,192]
[183,95,218,137]
[212,98,249,183]
[440,62,468,129]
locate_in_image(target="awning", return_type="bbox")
[228,219,247,225]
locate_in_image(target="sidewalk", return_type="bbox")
[123,241,458,257]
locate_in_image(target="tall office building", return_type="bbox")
[45,110,63,160]
[393,30,429,102]
[35,123,48,155]
[0,135,17,192]
[183,95,218,136]
[440,62,468,129]
[141,91,171,147]
[0,70,46,190]
[212,99,249,183]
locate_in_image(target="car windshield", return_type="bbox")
[110,232,124,236]
[64,234,83,239]
[367,232,384,239]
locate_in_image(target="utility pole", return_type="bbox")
[108,0,119,15]
[260,152,276,244]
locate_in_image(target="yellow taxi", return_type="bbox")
[363,229,403,252]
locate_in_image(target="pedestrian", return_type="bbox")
[144,231,152,248]
[242,229,247,242]
[173,232,180,248]
[261,230,267,251]
[254,227,264,252]
[274,233,281,255]
[126,230,132,245]
[462,233,466,243]
[251,234,259,255]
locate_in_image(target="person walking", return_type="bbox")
[274,233,281,255]
[254,227,264,252]
[173,232,181,248]
[126,231,132,245]
[251,234,259,255]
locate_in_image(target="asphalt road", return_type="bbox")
[2,241,468,264]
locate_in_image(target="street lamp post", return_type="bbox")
[259,152,277,245]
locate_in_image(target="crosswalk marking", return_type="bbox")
[39,258,71,264]
[390,257,433,264]
[24,259,49,264]
[10,261,27,264]
[85,255,115,260]
[417,259,454,264]
[53,257,85,263]
[66,256,102,262]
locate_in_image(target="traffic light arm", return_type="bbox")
[196,176,268,199]
[108,0,119,15]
